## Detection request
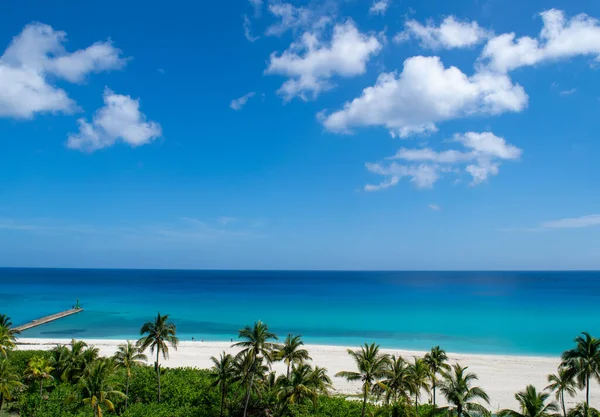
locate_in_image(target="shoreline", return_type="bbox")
[15,337,600,411]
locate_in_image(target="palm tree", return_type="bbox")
[498,385,558,417]
[79,358,126,417]
[376,355,411,405]
[62,339,94,383]
[137,312,179,403]
[233,320,278,417]
[49,344,70,381]
[210,352,236,417]
[335,343,390,417]
[25,356,54,398]
[408,357,430,415]
[0,358,24,411]
[278,334,310,378]
[0,315,18,336]
[0,315,18,358]
[546,368,577,417]
[439,363,490,417]
[113,341,147,410]
[276,363,320,412]
[568,402,600,417]
[425,346,450,409]
[307,365,333,396]
[561,332,600,406]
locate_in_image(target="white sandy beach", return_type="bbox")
[16,338,599,411]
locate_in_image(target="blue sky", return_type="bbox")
[0,0,599,270]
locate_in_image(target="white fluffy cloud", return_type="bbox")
[321,56,527,137]
[67,89,161,152]
[395,16,488,49]
[266,21,381,101]
[230,92,256,110]
[265,1,333,36]
[364,132,522,190]
[0,22,126,119]
[480,9,600,73]
[369,0,389,16]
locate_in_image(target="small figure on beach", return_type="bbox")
[191,337,195,341]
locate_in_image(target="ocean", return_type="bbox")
[2,268,599,356]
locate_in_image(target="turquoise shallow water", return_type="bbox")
[2,268,599,356]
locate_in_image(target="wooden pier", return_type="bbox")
[14,307,84,333]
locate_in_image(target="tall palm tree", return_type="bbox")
[408,357,430,415]
[425,346,450,409]
[25,356,54,398]
[0,358,24,411]
[439,364,490,417]
[137,312,179,403]
[79,358,126,417]
[546,368,577,417]
[498,385,558,417]
[561,332,600,406]
[113,341,147,410]
[278,334,310,378]
[335,343,390,417]
[233,320,278,417]
[376,355,411,405]
[210,352,236,417]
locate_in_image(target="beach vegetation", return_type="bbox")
[1,314,600,417]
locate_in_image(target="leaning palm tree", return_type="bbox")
[277,334,310,378]
[137,313,179,403]
[568,402,600,417]
[113,341,147,410]
[498,385,558,417]
[0,358,24,411]
[308,365,333,396]
[408,357,430,415]
[439,363,490,417]
[233,320,278,417]
[336,343,390,417]
[25,356,54,398]
[425,346,450,409]
[79,358,126,417]
[376,355,411,405]
[561,332,600,406]
[210,352,236,417]
[546,368,577,417]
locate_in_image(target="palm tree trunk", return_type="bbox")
[361,386,368,417]
[0,392,4,411]
[415,393,418,415]
[243,373,255,417]
[457,404,463,417]
[287,361,290,379]
[156,349,161,403]
[587,374,590,406]
[561,391,566,417]
[433,382,436,409]
[220,385,226,417]
[125,373,130,409]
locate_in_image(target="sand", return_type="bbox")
[15,338,599,411]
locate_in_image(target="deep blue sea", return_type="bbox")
[2,268,599,356]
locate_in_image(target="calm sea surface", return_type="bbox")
[2,268,599,356]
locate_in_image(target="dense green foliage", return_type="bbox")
[1,314,599,417]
